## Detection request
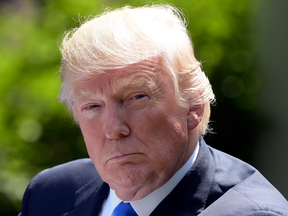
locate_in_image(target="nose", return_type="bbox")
[103,104,130,139]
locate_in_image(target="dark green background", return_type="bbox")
[0,0,287,215]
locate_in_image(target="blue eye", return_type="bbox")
[133,94,146,100]
[86,105,99,109]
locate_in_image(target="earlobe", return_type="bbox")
[187,104,205,130]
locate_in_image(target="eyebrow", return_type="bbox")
[112,75,156,93]
[74,88,97,100]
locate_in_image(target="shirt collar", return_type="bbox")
[106,142,199,216]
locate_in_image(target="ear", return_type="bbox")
[187,104,205,130]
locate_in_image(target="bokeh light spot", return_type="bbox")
[18,119,42,142]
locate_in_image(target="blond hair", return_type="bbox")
[59,4,215,135]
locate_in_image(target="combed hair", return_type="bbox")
[59,4,215,135]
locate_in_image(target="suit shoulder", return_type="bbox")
[20,159,102,216]
[202,187,288,216]
[36,158,96,178]
[28,158,100,195]
[206,146,288,215]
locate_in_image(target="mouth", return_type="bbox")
[108,152,143,162]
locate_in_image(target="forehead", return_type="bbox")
[72,57,169,97]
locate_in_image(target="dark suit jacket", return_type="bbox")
[19,138,288,216]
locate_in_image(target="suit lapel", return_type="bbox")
[61,175,109,216]
[150,138,215,216]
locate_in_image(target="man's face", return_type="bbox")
[72,58,196,201]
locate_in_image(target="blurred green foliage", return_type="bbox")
[0,0,260,215]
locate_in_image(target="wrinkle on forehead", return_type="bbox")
[110,56,164,93]
[73,56,166,99]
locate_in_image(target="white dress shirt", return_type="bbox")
[100,142,199,216]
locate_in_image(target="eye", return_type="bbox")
[124,93,149,110]
[131,94,146,100]
[83,104,100,110]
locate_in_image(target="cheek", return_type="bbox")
[134,108,188,152]
[133,111,189,179]
[79,121,103,157]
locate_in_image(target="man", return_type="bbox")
[19,4,288,216]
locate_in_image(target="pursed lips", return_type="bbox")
[108,150,143,162]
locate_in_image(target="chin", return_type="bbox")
[105,171,157,200]
[113,184,152,201]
